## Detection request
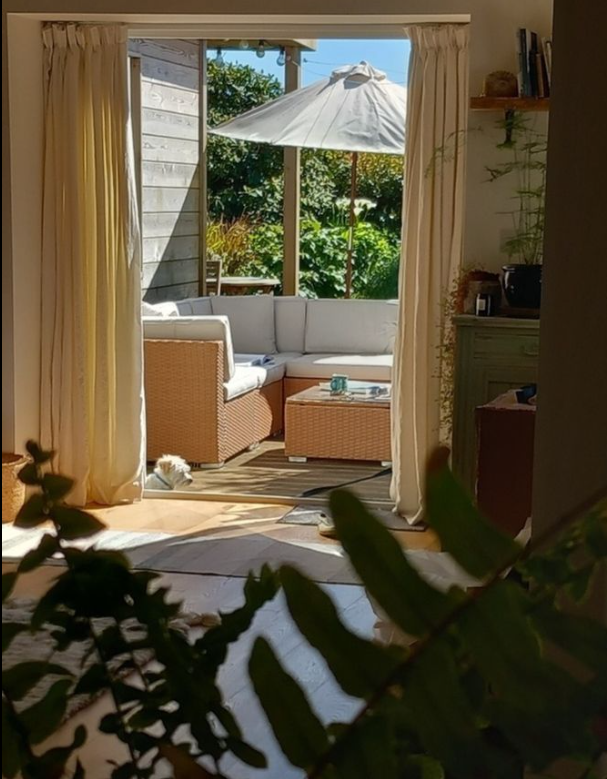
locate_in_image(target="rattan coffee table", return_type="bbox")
[284,384,392,464]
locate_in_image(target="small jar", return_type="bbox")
[475,293,494,317]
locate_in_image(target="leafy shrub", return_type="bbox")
[206,219,254,275]
[246,219,400,299]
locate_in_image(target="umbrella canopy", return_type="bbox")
[209,62,407,296]
[210,61,406,155]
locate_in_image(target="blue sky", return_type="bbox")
[218,38,410,88]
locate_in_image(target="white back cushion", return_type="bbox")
[304,299,398,354]
[274,296,307,353]
[175,297,213,316]
[211,296,276,354]
[143,315,235,380]
[142,300,179,317]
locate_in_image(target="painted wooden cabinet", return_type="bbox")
[452,316,540,495]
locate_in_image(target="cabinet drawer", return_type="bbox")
[473,331,539,360]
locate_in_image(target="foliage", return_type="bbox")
[487,113,547,265]
[3,441,278,779]
[4,443,604,777]
[207,62,404,235]
[246,219,400,299]
[206,218,254,276]
[207,61,284,222]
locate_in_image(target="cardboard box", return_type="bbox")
[475,391,536,537]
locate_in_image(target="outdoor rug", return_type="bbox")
[277,505,427,532]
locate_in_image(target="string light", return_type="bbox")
[256,40,266,58]
[276,47,286,67]
[215,48,224,65]
[238,40,249,50]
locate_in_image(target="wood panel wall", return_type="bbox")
[129,39,201,303]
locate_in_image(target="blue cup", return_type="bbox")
[330,374,348,394]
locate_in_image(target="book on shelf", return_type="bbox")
[516,28,551,98]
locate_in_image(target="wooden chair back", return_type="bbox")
[206,257,222,296]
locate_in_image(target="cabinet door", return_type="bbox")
[456,362,538,494]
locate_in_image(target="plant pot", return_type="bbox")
[2,453,28,524]
[502,264,542,309]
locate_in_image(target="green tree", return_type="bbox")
[207,61,284,221]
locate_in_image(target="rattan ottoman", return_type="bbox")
[284,385,392,464]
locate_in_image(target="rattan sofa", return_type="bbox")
[143,295,397,466]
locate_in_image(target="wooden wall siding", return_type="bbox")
[132,39,201,302]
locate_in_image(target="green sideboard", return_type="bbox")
[452,315,540,495]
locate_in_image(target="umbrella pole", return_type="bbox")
[345,151,358,299]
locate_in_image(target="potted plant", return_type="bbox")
[487,113,547,309]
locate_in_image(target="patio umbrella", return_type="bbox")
[209,62,406,297]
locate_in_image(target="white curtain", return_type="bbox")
[40,24,145,506]
[391,25,469,522]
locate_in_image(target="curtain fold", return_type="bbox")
[391,25,469,522]
[40,23,145,506]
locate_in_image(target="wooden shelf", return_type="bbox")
[470,97,550,111]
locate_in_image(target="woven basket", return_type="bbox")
[2,453,28,524]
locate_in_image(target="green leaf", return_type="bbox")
[530,603,607,692]
[18,533,59,573]
[197,564,278,668]
[2,622,27,651]
[225,736,267,768]
[2,660,72,700]
[403,639,487,778]
[2,572,18,602]
[42,473,74,501]
[329,490,457,637]
[332,715,398,779]
[458,581,544,708]
[26,440,53,465]
[73,663,109,696]
[249,636,329,769]
[51,506,105,539]
[18,462,41,486]
[2,698,25,779]
[280,565,402,697]
[20,678,71,743]
[424,449,520,579]
[402,755,445,779]
[15,495,48,528]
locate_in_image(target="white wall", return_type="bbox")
[2,0,552,455]
[6,16,44,453]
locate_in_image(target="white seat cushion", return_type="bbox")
[142,300,179,317]
[143,315,235,381]
[211,295,277,354]
[223,366,262,401]
[275,296,307,353]
[286,353,392,382]
[233,352,301,389]
[304,299,398,355]
[175,297,213,316]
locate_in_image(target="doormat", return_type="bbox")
[277,505,427,532]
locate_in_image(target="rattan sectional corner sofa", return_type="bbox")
[143,295,398,467]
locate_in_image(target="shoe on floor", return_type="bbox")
[317,514,337,539]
